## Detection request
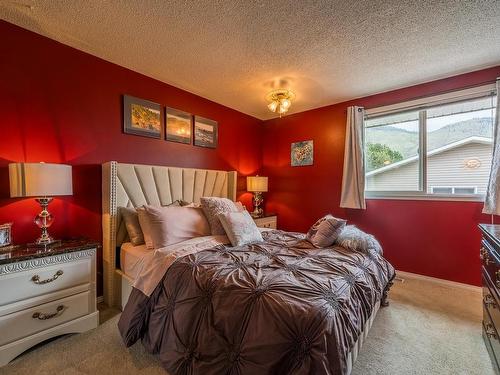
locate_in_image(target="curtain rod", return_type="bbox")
[363,78,497,111]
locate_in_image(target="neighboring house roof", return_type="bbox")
[366,136,492,177]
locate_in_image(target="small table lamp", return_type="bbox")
[9,162,73,246]
[247,175,268,218]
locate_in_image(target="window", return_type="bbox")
[364,87,497,199]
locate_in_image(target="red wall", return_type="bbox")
[262,66,500,286]
[0,21,262,295]
[2,20,499,290]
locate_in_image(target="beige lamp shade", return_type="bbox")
[9,162,73,198]
[247,176,268,192]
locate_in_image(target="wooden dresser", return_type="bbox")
[0,239,99,366]
[479,224,500,373]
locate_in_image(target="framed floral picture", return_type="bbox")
[166,107,192,144]
[291,140,313,166]
[194,116,218,148]
[0,223,12,248]
[123,95,163,139]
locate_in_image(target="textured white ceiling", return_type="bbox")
[1,1,500,119]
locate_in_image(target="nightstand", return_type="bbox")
[253,214,277,229]
[0,239,99,366]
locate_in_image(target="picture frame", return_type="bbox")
[291,140,314,166]
[166,107,192,144]
[123,95,164,139]
[194,116,218,148]
[0,223,12,248]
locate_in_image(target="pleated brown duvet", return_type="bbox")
[119,230,395,374]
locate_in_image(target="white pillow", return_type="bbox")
[200,197,239,235]
[235,201,246,211]
[218,210,263,247]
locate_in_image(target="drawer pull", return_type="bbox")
[32,305,65,320]
[485,294,497,309]
[31,270,63,285]
[480,247,493,265]
[486,323,498,340]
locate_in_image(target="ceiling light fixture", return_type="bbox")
[266,89,295,117]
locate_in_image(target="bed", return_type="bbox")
[102,161,237,309]
[102,161,395,374]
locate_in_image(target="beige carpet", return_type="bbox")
[0,276,495,375]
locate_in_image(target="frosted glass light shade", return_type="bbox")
[247,176,268,192]
[9,162,73,198]
[267,101,278,112]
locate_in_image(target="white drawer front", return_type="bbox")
[0,258,92,307]
[255,217,277,229]
[0,291,91,346]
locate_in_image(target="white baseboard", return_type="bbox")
[96,296,104,304]
[396,270,481,293]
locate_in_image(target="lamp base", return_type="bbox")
[251,192,264,218]
[27,239,61,249]
[250,208,264,218]
[34,197,58,247]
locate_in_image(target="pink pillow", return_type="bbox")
[139,205,211,249]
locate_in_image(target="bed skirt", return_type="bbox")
[345,300,381,374]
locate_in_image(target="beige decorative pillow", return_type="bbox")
[306,214,347,248]
[139,205,211,249]
[200,197,238,235]
[218,210,263,247]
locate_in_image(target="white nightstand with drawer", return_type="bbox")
[0,240,99,366]
[253,214,277,229]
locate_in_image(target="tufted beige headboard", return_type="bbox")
[102,161,237,306]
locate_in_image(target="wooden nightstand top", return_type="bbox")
[0,238,100,265]
[253,212,277,219]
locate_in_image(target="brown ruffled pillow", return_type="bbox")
[306,214,347,248]
[120,207,145,246]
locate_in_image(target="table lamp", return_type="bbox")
[247,175,268,218]
[9,162,73,246]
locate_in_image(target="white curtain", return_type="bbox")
[483,78,500,215]
[340,106,366,209]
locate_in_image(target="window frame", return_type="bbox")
[363,84,496,202]
[430,186,478,195]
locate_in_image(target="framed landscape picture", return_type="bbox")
[194,116,218,148]
[123,95,163,139]
[166,107,192,144]
[291,140,313,166]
